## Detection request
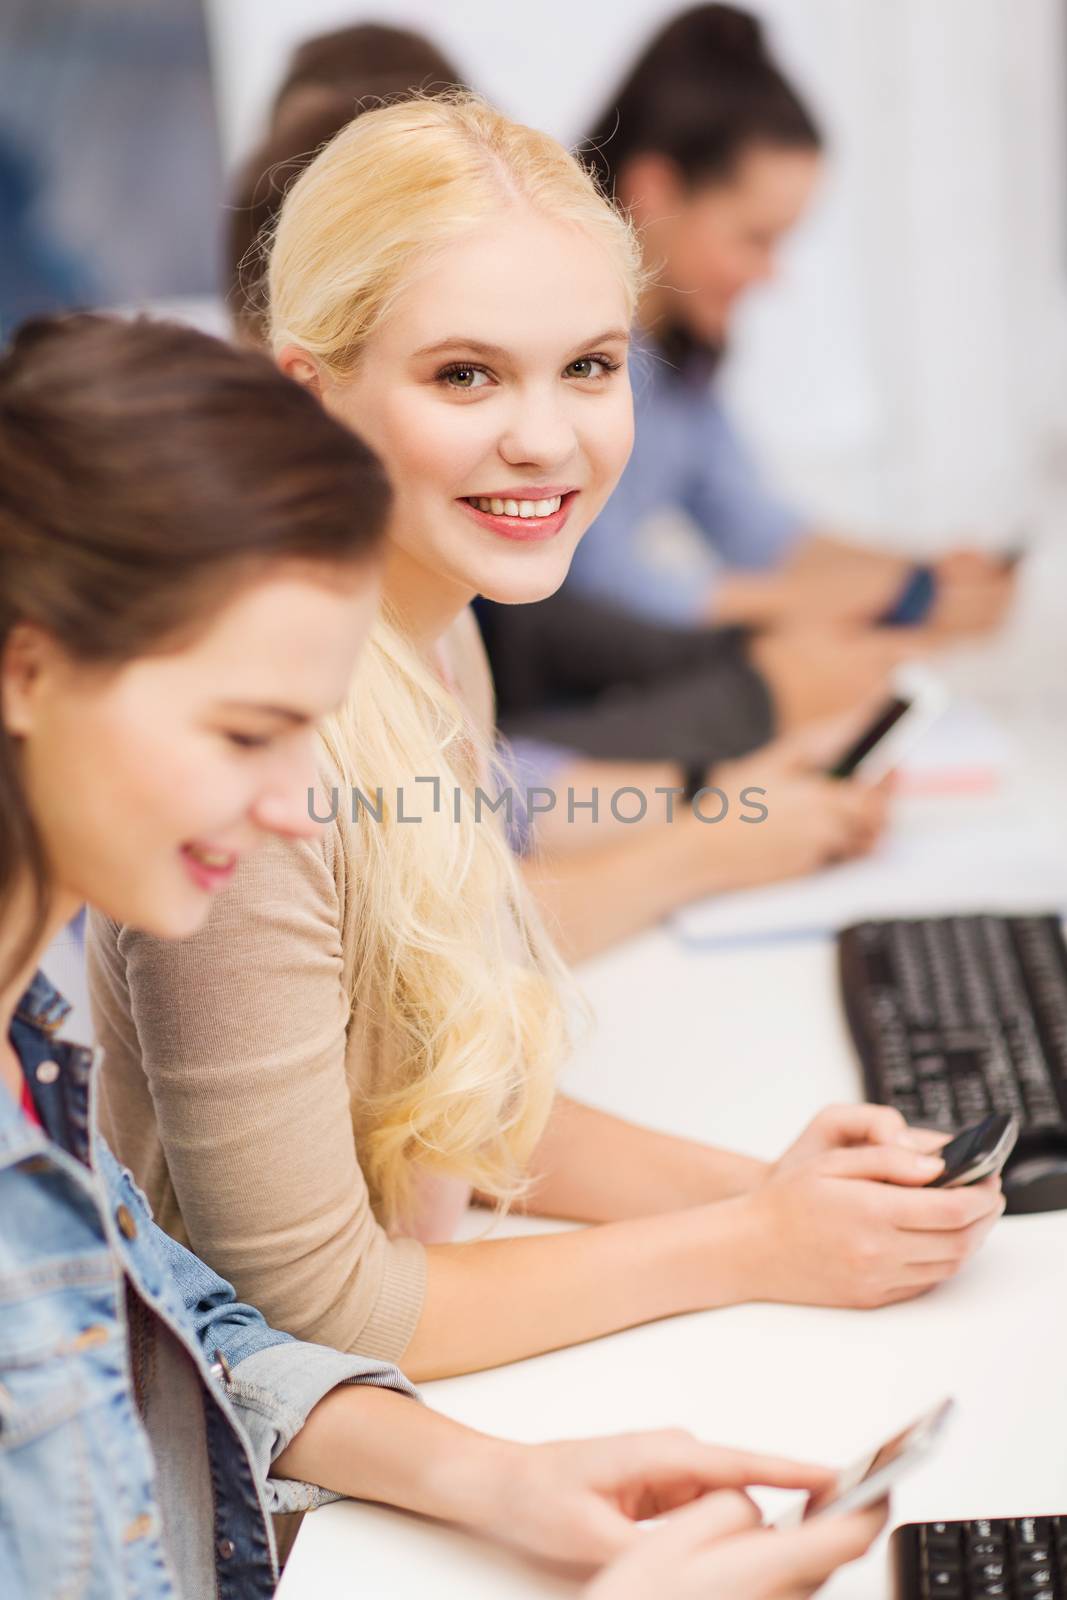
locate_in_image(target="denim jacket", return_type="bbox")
[0,970,417,1599]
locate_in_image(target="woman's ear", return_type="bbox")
[616,153,687,226]
[1,624,53,738]
[277,345,323,396]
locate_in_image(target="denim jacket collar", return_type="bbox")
[3,968,95,1168]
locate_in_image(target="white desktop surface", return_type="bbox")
[278,932,1067,1600]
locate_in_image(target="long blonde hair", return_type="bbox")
[267,93,641,1228]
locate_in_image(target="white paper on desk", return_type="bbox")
[892,698,1013,792]
[672,819,1067,946]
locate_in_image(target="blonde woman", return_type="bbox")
[89,96,1002,1383]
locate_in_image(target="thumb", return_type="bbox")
[624,1491,761,1563]
[789,700,888,771]
[801,1103,912,1152]
[822,1141,945,1186]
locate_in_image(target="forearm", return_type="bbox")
[522,814,735,963]
[792,530,909,581]
[531,756,685,854]
[522,1095,767,1220]
[707,569,793,627]
[401,1198,758,1379]
[273,1380,510,1525]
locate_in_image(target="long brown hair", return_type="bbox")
[0,311,390,985]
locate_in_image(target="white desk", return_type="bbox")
[278,931,1067,1599]
[281,529,1067,1595]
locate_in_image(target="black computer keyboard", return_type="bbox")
[838,914,1067,1212]
[892,1516,1067,1597]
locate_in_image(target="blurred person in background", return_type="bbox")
[226,21,892,961]
[562,1,1015,635]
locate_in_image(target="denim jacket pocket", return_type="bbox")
[0,1348,101,1599]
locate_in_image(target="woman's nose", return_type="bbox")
[497,392,578,469]
[250,766,324,839]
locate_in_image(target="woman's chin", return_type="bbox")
[475,549,575,608]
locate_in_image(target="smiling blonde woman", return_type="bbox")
[89,93,1002,1384]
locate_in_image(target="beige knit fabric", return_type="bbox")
[88,610,496,1364]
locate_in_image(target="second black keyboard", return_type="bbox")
[892,1515,1067,1597]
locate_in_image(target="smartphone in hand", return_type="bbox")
[926,1114,1018,1189]
[827,667,948,783]
[775,1399,955,1527]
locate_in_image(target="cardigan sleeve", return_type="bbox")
[87,824,426,1364]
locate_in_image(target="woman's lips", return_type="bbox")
[457,489,578,543]
[179,842,239,893]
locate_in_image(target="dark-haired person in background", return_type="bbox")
[564,2,1014,634]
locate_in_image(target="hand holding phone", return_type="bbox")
[827,666,948,782]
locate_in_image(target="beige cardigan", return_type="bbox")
[89,611,496,1364]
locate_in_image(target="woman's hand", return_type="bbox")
[737,1105,1004,1309]
[770,1104,946,1175]
[469,1433,835,1569]
[928,563,1016,636]
[584,1488,887,1600]
[749,625,924,732]
[701,740,889,896]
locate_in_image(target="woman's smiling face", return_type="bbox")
[282,206,634,623]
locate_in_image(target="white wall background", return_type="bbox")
[204,0,1067,543]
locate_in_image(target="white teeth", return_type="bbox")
[190,846,232,868]
[468,495,564,517]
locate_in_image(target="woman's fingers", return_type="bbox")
[630,1488,762,1555]
[819,1140,945,1186]
[798,1102,912,1152]
[770,1500,890,1587]
[889,1175,1004,1229]
[593,1432,837,1499]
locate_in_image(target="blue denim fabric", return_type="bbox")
[1,970,416,1599]
[566,337,806,623]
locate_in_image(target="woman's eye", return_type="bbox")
[439,364,491,391]
[564,355,619,381]
[224,731,271,751]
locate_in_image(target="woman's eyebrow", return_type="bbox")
[215,701,309,725]
[413,328,631,361]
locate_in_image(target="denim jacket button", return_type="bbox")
[35,1059,60,1085]
[217,1538,236,1560]
[210,1348,233,1385]
[115,1204,138,1241]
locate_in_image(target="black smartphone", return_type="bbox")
[927,1114,1019,1188]
[827,668,947,782]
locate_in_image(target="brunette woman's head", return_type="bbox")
[0,313,389,977]
[584,3,823,346]
[227,22,465,343]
